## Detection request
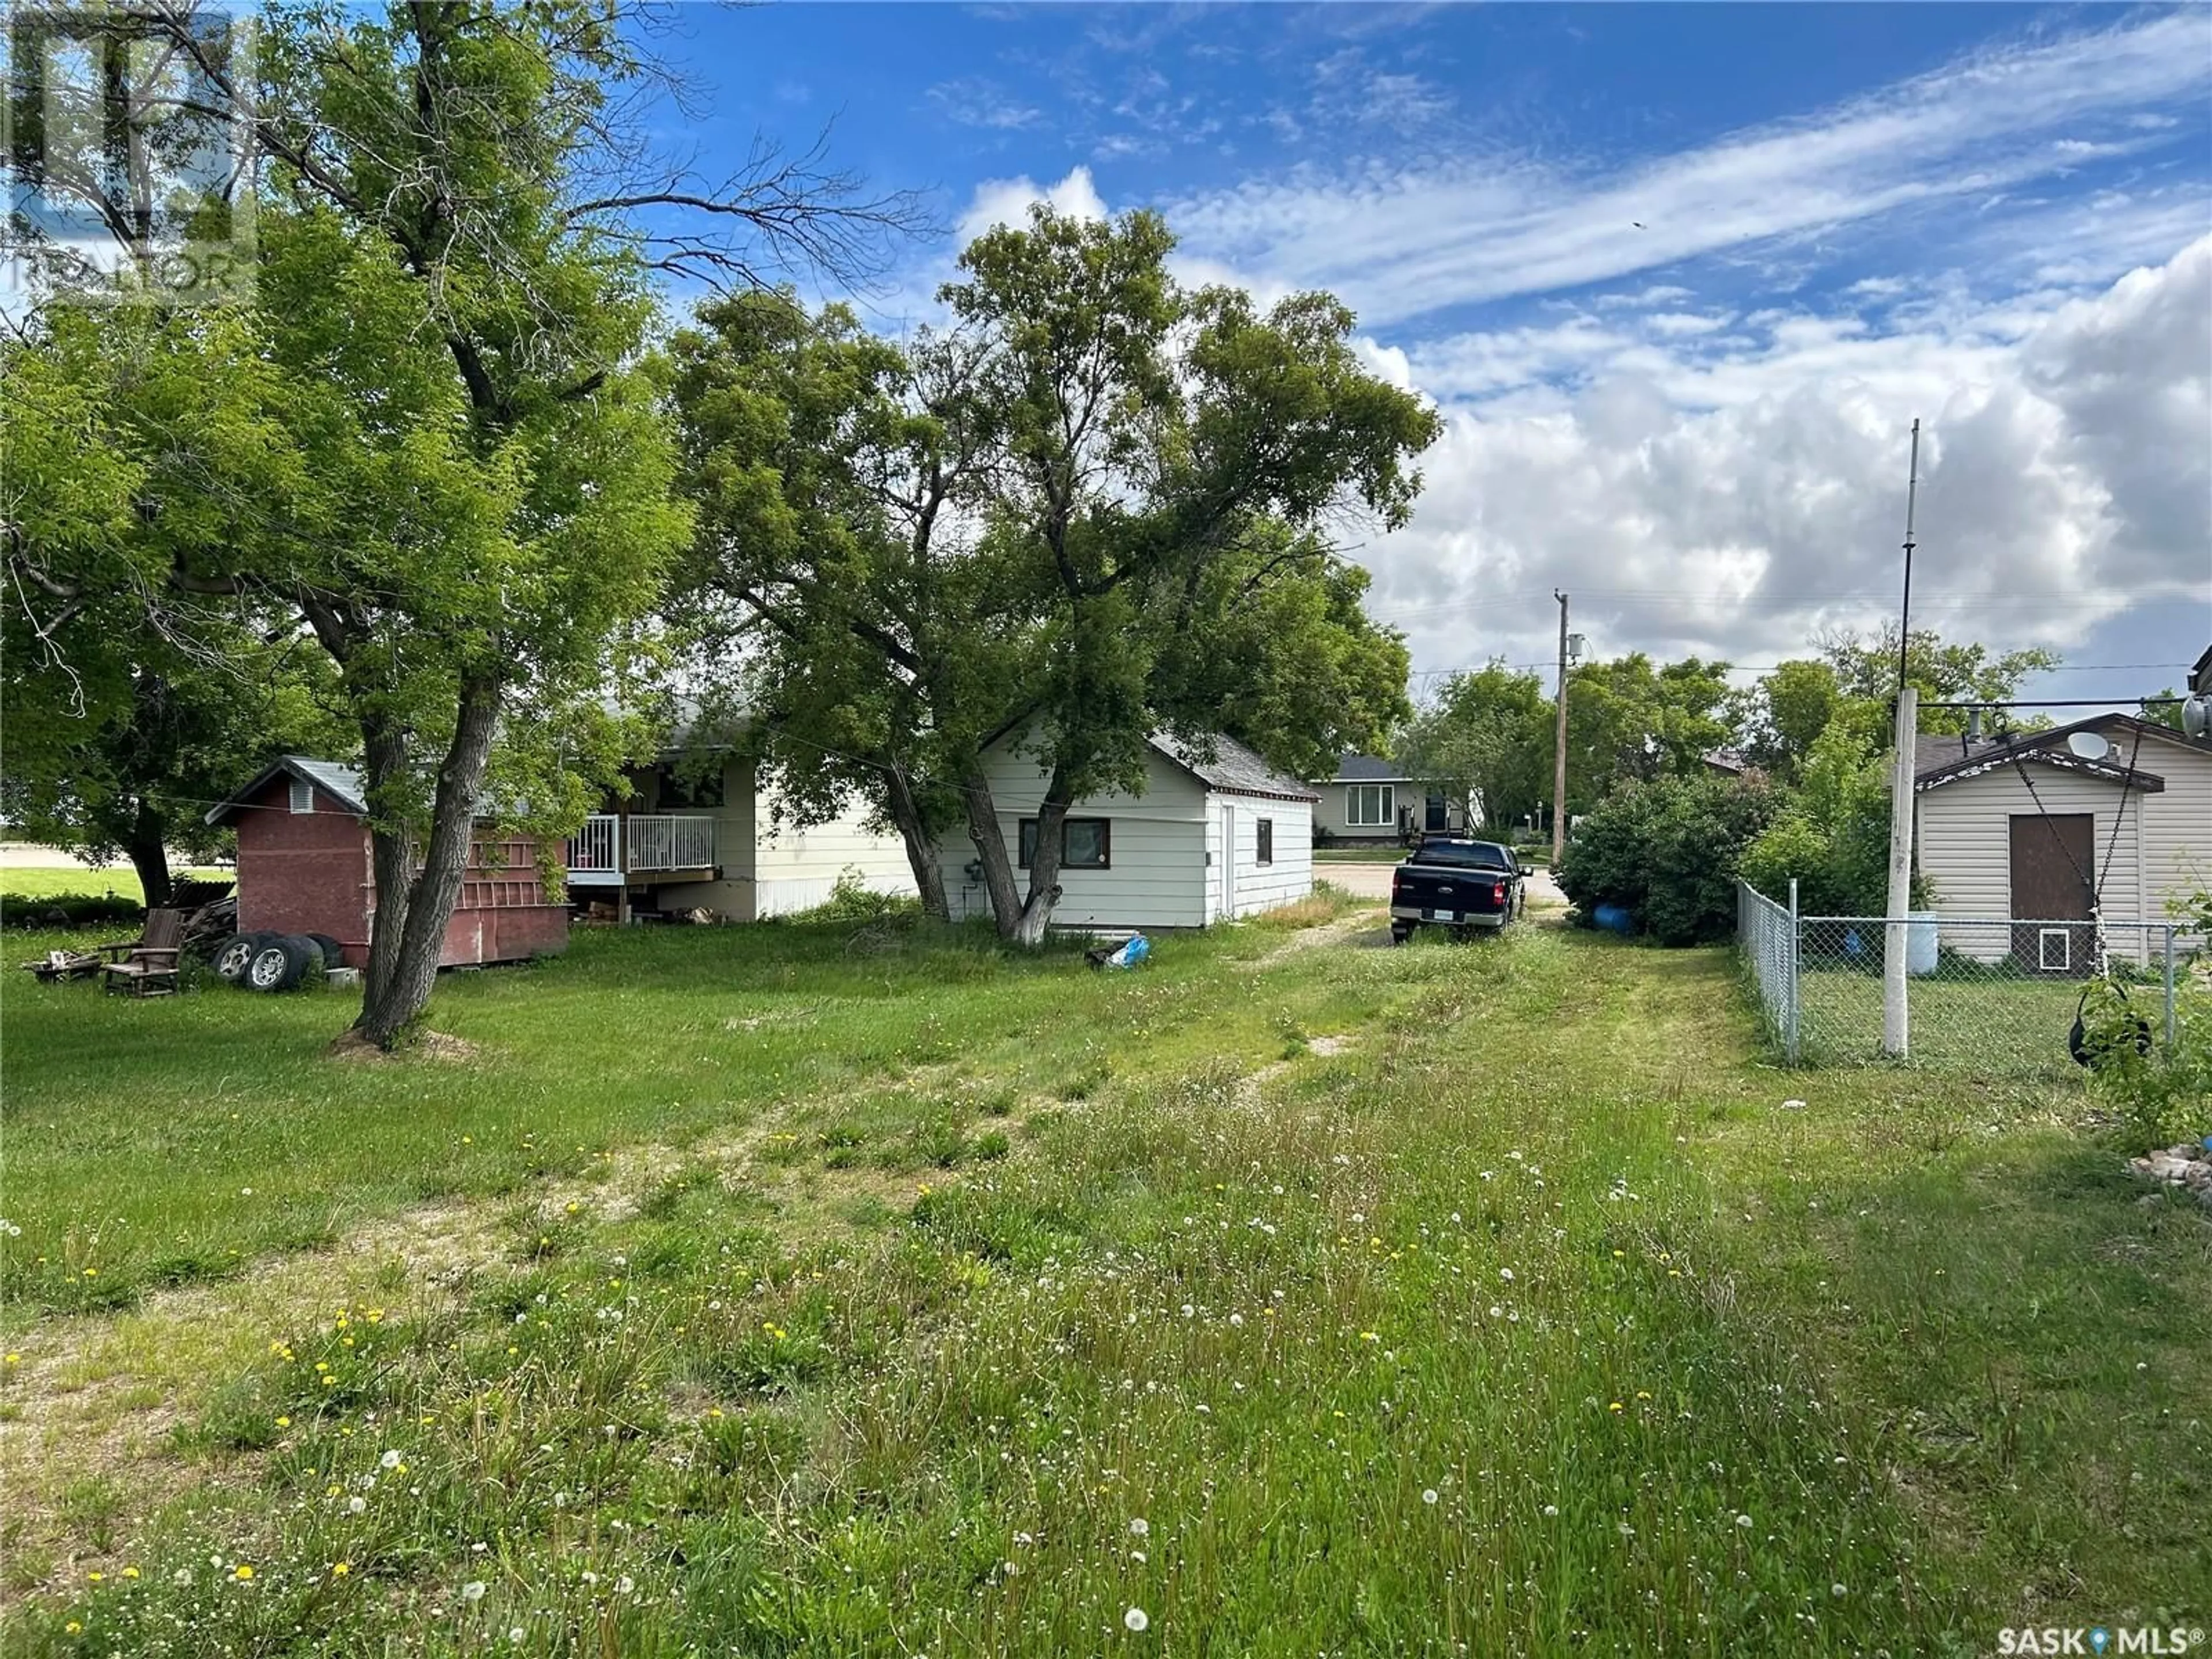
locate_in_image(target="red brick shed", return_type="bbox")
[204,756,568,969]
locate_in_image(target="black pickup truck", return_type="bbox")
[1389,837,1526,944]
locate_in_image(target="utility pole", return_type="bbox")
[1552,590,1570,864]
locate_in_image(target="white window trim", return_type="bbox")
[289,778,315,815]
[1346,783,1395,828]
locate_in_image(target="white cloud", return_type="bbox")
[1359,237,2212,676]
[955,165,1110,247]
[1160,12,2212,323]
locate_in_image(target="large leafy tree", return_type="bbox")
[672,212,1435,940]
[5,1,913,1043]
[1396,661,1549,834]
[1559,653,1734,813]
[1815,623,2059,735]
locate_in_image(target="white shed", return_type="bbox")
[939,730,1318,932]
[1912,713,2212,966]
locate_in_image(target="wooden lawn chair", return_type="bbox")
[97,908,185,998]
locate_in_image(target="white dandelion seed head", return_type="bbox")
[461,1581,487,1603]
[1422,1489,1438,1505]
[1128,1517,1149,1537]
[1734,1513,1753,1528]
[615,1575,635,1596]
[1543,1504,1558,1517]
[347,1496,367,1514]
[1831,1582,1846,1597]
[510,1630,526,1643]
[380,1449,403,1469]
[1498,1268,1514,1282]
[1123,1607,1150,1633]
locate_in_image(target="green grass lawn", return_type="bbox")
[1,908,2205,1654]
[0,867,232,906]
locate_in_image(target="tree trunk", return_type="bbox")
[125,798,173,910]
[355,673,502,1048]
[964,762,1069,945]
[357,719,414,1017]
[884,764,949,922]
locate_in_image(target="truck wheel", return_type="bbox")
[245,935,312,993]
[304,933,346,968]
[1390,924,1411,946]
[209,931,270,984]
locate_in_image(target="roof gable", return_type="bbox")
[1910,713,2206,797]
[204,755,369,825]
[1329,753,1410,784]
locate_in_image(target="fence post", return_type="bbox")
[1786,877,1801,1066]
[2164,924,2178,1052]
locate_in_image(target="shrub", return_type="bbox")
[1738,722,1893,915]
[1555,773,1781,945]
[777,868,923,927]
[0,892,143,930]
[2081,889,2212,1148]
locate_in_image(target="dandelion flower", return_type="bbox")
[1734,1513,1753,1529]
[1831,1582,1847,1597]
[461,1581,486,1603]
[1608,1402,1623,1413]
[1123,1607,1150,1633]
[65,1623,81,1635]
[1498,1268,1514,1282]
[1422,1488,1438,1505]
[1128,1517,1149,1537]
[380,1449,403,1469]
[121,1567,139,1580]
[1543,1504,1558,1518]
[88,1571,104,1582]
[331,1563,351,1578]
[615,1575,635,1596]
[3,1354,18,1366]
[510,1630,526,1643]
[348,1496,367,1514]
[232,1565,254,1581]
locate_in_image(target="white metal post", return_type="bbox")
[1787,876,1802,1066]
[1883,686,1918,1057]
[2164,923,2178,1052]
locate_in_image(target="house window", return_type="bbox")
[1346,783,1394,827]
[1018,817,1111,870]
[289,778,315,815]
[657,766,724,809]
[1256,818,1274,865]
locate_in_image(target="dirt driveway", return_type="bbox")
[1319,858,1567,911]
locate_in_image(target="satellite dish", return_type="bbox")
[2184,695,2211,741]
[2065,731,2111,762]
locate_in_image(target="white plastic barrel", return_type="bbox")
[1906,910,1940,976]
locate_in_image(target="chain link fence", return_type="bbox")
[1737,881,2196,1080]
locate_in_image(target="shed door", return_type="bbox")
[2009,812,2093,974]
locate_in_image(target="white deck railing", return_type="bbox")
[563,813,715,882]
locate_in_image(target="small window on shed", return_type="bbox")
[289,778,315,814]
[1256,817,1274,865]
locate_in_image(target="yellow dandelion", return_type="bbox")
[121,1567,139,1580]
[1358,1331,1380,1342]
[65,1622,81,1635]
[3,1353,18,1365]
[275,1416,290,1429]
[1608,1401,1624,1413]
[232,1564,254,1581]
[88,1571,104,1582]
[1635,1391,1651,1400]
[331,1562,351,1578]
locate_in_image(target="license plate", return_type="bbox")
[1426,909,1456,923]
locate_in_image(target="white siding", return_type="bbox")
[938,742,1211,931]
[1211,796,1315,921]
[2112,726,2212,927]
[751,781,917,918]
[1915,761,2147,963]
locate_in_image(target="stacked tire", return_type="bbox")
[209,931,346,991]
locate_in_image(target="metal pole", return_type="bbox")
[1552,590,1570,865]
[1787,876,1802,1066]
[2164,924,2177,1052]
[1883,686,1918,1056]
[1897,418,1919,696]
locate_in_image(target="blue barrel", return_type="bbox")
[1591,903,1634,936]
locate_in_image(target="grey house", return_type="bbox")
[1306,755,1472,846]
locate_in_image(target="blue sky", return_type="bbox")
[666,3,2212,705]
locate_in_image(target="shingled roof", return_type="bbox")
[1148,732,1320,802]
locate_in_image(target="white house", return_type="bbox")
[566,747,915,922]
[1911,711,2212,967]
[939,730,1317,931]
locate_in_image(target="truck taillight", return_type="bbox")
[1492,880,1506,905]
